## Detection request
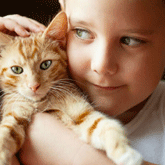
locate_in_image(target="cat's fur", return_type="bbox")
[0,12,142,165]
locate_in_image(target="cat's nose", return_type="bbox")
[29,83,41,93]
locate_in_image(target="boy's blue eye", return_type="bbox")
[75,29,93,40]
[120,37,145,46]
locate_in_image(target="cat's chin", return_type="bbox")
[21,93,47,102]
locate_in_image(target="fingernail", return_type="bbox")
[22,30,30,37]
[25,31,30,36]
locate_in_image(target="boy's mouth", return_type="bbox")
[93,84,125,91]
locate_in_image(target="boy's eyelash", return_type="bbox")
[71,28,147,46]
[120,36,147,46]
[72,28,94,40]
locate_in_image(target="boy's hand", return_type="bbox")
[0,14,46,37]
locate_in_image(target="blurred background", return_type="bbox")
[1,0,61,25]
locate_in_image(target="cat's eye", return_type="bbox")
[75,28,93,40]
[40,60,52,70]
[120,37,145,46]
[11,66,23,74]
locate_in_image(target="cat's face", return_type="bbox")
[0,12,68,101]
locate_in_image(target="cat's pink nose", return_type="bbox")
[29,83,40,93]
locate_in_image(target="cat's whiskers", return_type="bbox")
[49,90,62,99]
[50,79,74,86]
[50,86,78,101]
[51,80,79,90]
[60,78,87,89]
[51,80,99,111]
[49,89,67,101]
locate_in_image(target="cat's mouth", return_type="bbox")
[26,94,47,102]
[19,90,48,102]
[18,85,51,102]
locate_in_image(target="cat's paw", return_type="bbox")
[100,120,143,165]
[0,152,11,165]
[112,146,143,165]
[0,140,11,165]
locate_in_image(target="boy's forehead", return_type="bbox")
[65,0,165,10]
[66,0,165,40]
[66,0,165,22]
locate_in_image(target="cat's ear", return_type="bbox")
[43,11,67,40]
[0,32,13,57]
[0,32,13,47]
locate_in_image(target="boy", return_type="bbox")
[1,0,165,164]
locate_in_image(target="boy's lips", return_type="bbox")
[92,84,125,90]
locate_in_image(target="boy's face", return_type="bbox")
[65,0,165,116]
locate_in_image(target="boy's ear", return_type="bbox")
[43,11,67,41]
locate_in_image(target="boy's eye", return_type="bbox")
[75,29,93,40]
[40,60,52,70]
[120,37,145,46]
[11,66,23,74]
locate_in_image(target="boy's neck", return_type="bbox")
[116,96,150,125]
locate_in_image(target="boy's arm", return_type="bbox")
[19,113,115,165]
[143,161,158,165]
[12,156,20,165]
[0,15,45,37]
[19,113,159,165]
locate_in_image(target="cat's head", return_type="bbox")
[0,12,68,101]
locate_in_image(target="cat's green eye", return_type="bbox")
[40,60,52,70]
[11,66,23,74]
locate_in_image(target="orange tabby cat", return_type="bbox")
[0,12,142,165]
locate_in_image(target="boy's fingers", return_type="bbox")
[14,26,31,37]
[4,14,46,33]
[0,17,30,37]
[27,18,46,31]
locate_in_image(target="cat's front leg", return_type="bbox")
[0,125,19,165]
[0,106,33,165]
[91,118,143,165]
[72,110,143,165]
[52,91,143,165]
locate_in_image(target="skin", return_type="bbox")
[19,113,156,165]
[0,0,165,164]
[65,0,165,121]
[0,14,45,36]
[11,156,20,165]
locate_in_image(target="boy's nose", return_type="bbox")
[91,44,118,75]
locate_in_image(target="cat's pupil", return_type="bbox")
[40,60,52,70]
[11,66,23,74]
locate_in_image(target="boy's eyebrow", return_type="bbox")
[69,17,155,36]
[69,17,93,27]
[123,29,155,35]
